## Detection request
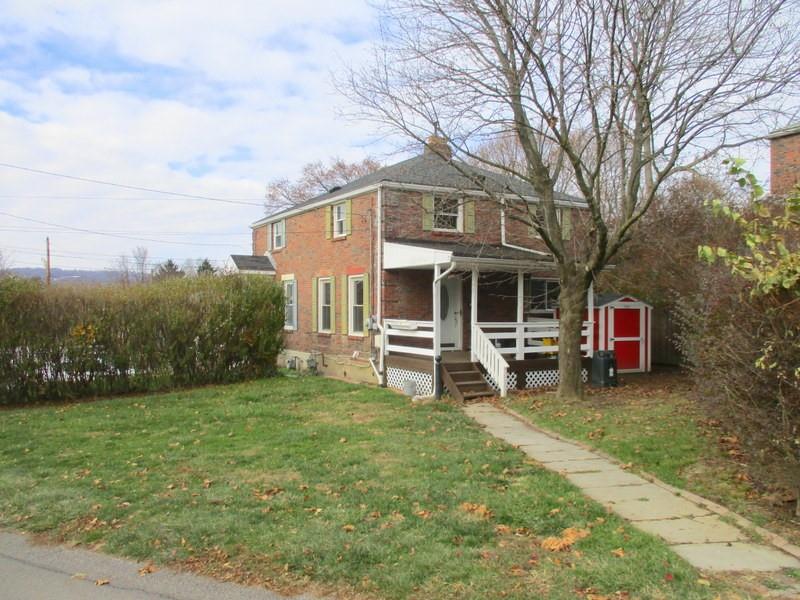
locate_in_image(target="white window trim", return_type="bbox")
[348,275,366,336]
[333,203,347,238]
[432,195,463,233]
[272,219,286,249]
[282,275,297,331]
[318,277,333,333]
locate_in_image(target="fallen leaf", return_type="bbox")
[202,479,213,489]
[495,524,512,535]
[342,524,355,532]
[549,508,561,516]
[611,547,625,558]
[540,527,590,551]
[460,502,493,519]
[138,564,158,576]
[95,579,110,586]
[415,509,432,519]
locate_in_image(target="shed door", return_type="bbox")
[610,306,644,372]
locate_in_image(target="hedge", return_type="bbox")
[0,275,284,404]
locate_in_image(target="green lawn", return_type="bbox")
[0,374,722,599]
[506,372,793,543]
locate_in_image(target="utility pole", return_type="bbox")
[45,236,51,286]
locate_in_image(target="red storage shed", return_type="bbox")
[592,294,652,373]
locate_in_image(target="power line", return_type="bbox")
[0,226,249,237]
[2,246,231,264]
[0,161,265,206]
[0,211,248,247]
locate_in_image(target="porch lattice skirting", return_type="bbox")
[387,367,434,397]
[485,367,588,394]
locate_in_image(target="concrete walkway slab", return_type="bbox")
[671,542,800,571]
[464,402,800,573]
[636,516,745,544]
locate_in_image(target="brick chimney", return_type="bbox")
[424,135,452,160]
[768,123,800,196]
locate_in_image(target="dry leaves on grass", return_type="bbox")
[460,502,493,519]
[611,547,625,558]
[540,527,590,551]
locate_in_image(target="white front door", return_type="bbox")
[439,276,462,350]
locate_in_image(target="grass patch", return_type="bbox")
[507,371,800,546]
[0,374,722,598]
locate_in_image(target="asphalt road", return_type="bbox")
[0,531,313,600]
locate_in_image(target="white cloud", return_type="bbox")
[0,0,391,271]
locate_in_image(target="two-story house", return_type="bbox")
[234,137,597,400]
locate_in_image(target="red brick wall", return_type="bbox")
[382,189,549,252]
[269,193,377,355]
[771,132,800,196]
[252,225,268,255]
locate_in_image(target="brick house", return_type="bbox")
[768,122,800,196]
[237,138,598,400]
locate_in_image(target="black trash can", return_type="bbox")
[591,350,618,387]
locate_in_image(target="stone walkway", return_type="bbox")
[464,402,800,573]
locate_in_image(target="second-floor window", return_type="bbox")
[433,196,461,231]
[272,219,285,249]
[333,203,346,237]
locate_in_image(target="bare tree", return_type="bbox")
[132,246,149,283]
[116,254,132,286]
[344,0,800,398]
[0,249,10,278]
[265,157,382,212]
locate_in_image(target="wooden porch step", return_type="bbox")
[441,361,494,403]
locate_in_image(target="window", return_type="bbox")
[333,203,346,237]
[527,279,560,312]
[272,220,285,249]
[348,276,365,335]
[433,196,461,231]
[318,278,332,332]
[283,278,296,330]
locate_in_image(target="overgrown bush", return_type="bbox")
[0,275,284,404]
[678,168,800,501]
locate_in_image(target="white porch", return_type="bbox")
[379,241,594,398]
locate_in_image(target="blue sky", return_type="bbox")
[0,0,386,271]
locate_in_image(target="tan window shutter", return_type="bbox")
[464,198,476,233]
[345,200,352,236]
[362,272,371,335]
[340,275,349,334]
[561,208,572,240]
[325,206,332,239]
[311,277,318,332]
[422,193,434,231]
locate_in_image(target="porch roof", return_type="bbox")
[383,238,557,272]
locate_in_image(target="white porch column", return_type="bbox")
[470,267,478,362]
[516,270,525,360]
[587,280,595,357]
[432,263,442,396]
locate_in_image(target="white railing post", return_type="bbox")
[516,270,524,360]
[470,267,478,363]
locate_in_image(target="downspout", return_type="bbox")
[370,185,386,386]
[432,261,457,399]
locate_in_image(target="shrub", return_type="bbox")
[0,275,284,404]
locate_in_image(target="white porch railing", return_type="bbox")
[476,319,593,359]
[383,319,435,357]
[471,325,509,396]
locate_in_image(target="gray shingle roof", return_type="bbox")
[230,254,276,273]
[263,152,583,222]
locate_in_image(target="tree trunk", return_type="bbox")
[557,275,589,401]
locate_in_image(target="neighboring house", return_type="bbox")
[237,137,597,400]
[768,122,800,196]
